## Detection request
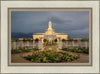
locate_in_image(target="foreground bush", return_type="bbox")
[24,50,79,63]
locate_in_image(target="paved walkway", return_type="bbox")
[11,52,33,63]
[43,45,58,50]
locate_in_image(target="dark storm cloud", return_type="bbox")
[11,11,89,38]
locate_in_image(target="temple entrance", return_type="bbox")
[43,39,58,46]
[43,35,58,46]
[48,37,52,45]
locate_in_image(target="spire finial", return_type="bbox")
[48,16,52,29]
[49,16,51,21]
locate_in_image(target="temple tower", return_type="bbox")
[45,16,55,35]
[48,16,52,30]
[48,21,52,30]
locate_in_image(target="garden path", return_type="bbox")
[11,52,33,63]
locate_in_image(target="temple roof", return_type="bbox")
[33,33,67,35]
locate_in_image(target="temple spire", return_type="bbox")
[48,16,52,29]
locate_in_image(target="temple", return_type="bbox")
[33,17,68,43]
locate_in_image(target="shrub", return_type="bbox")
[32,46,38,51]
[54,39,57,42]
[11,49,22,54]
[43,39,47,42]
[11,48,39,54]
[21,49,31,52]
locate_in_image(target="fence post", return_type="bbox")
[59,41,62,50]
[33,40,35,48]
[72,41,74,47]
[27,41,29,49]
[14,42,17,49]
[38,40,43,50]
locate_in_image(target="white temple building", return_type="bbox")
[33,17,68,42]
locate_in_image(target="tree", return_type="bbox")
[54,39,57,42]
[68,39,73,42]
[26,39,31,49]
[62,39,66,46]
[62,39,66,42]
[23,39,27,49]
[11,38,15,42]
[43,39,47,42]
[67,39,74,47]
[74,39,78,47]
[53,39,58,45]
[27,39,31,41]
[35,38,39,43]
[43,39,47,45]
[81,38,89,49]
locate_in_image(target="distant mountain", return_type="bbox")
[11,32,34,39]
[11,32,89,40]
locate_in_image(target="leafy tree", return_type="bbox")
[11,38,15,42]
[54,39,57,42]
[81,38,89,42]
[15,39,18,42]
[23,39,27,42]
[27,39,31,41]
[74,39,78,42]
[68,39,74,42]
[62,39,66,42]
[43,39,47,42]
[35,38,39,43]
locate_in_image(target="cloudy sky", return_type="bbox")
[11,11,89,38]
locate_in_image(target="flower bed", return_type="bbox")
[11,47,38,54]
[62,47,89,54]
[24,50,79,63]
[11,49,22,54]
